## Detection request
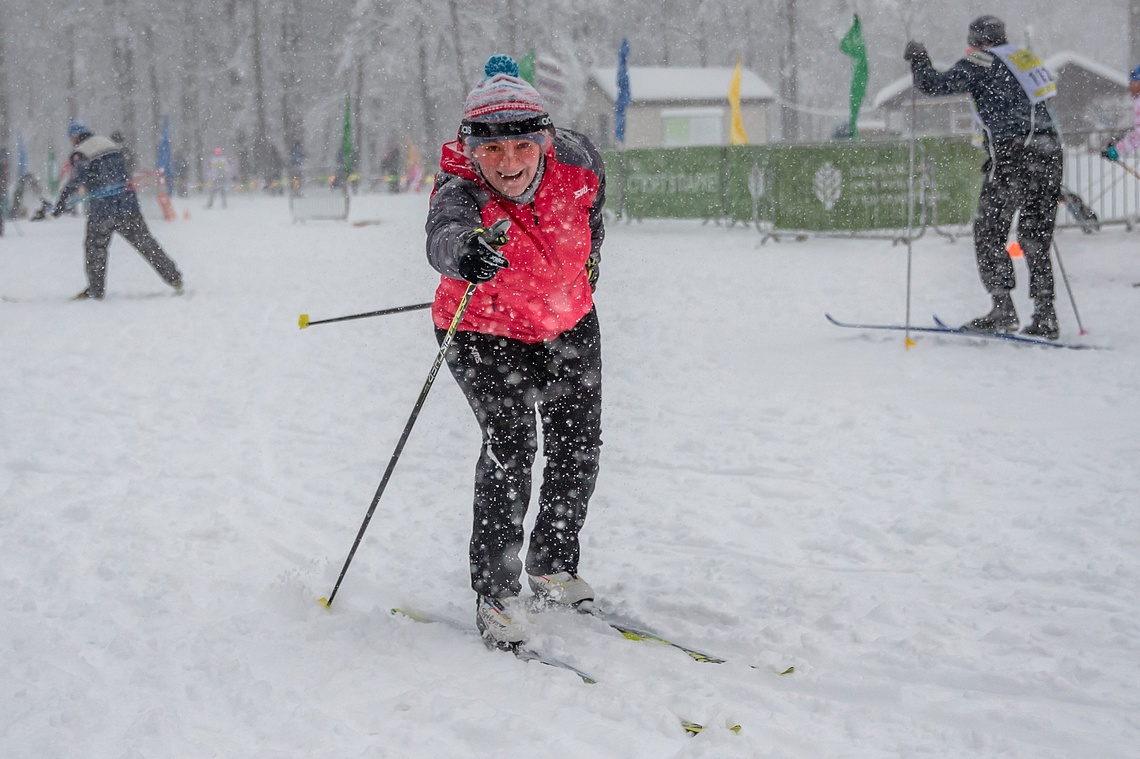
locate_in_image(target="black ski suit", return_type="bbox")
[55,134,181,298]
[910,47,1062,304]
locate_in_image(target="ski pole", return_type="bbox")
[1051,239,1086,335]
[298,301,432,329]
[1118,161,1140,181]
[903,75,917,349]
[319,282,477,609]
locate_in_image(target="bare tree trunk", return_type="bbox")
[506,0,519,50]
[66,26,78,121]
[354,56,365,175]
[144,24,163,157]
[251,0,271,179]
[108,0,138,149]
[446,0,469,96]
[180,4,202,190]
[780,0,799,142]
[0,21,9,228]
[1132,0,1140,66]
[280,0,303,172]
[417,18,439,152]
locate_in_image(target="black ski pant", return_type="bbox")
[85,212,182,298]
[973,134,1063,304]
[437,309,603,599]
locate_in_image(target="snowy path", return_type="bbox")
[2,193,1137,758]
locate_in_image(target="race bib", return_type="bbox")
[989,44,1057,103]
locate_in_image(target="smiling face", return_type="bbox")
[470,138,543,196]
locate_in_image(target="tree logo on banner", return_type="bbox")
[813,162,843,210]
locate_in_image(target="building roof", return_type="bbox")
[590,66,776,103]
[871,63,956,110]
[1042,51,1129,87]
[872,51,1129,110]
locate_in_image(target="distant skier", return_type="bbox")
[906,15,1063,340]
[44,121,183,301]
[206,148,232,209]
[426,54,606,649]
[1101,65,1140,164]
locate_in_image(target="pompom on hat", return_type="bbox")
[68,120,92,140]
[460,55,553,142]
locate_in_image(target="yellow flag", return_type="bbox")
[728,56,748,145]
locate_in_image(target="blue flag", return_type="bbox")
[615,38,631,143]
[16,131,28,176]
[157,116,173,188]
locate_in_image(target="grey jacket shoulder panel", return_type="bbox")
[425,171,489,279]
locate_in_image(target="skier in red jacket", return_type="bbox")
[426,54,606,649]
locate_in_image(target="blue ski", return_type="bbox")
[825,314,1099,350]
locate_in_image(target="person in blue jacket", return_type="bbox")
[50,121,183,300]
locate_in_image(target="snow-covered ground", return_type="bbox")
[2,190,1137,758]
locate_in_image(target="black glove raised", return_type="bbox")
[457,218,510,284]
[903,41,928,64]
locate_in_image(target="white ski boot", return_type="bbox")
[528,572,595,608]
[475,594,531,649]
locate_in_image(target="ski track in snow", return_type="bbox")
[2,193,1138,758]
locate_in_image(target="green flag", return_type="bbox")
[839,14,869,140]
[518,48,536,85]
[340,95,354,176]
[48,144,60,196]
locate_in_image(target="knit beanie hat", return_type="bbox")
[460,55,553,142]
[68,120,92,140]
[1130,64,1140,83]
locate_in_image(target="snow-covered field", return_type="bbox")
[2,190,1137,758]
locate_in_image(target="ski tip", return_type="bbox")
[317,597,330,608]
[298,313,310,329]
[681,720,742,735]
[778,665,795,675]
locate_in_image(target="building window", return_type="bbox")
[661,107,725,147]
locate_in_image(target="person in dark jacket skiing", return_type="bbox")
[426,54,605,649]
[905,15,1062,339]
[50,121,183,300]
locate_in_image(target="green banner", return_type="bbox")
[603,139,983,231]
[621,147,726,220]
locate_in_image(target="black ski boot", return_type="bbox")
[1021,300,1059,340]
[963,292,1018,333]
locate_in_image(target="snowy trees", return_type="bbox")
[0,0,1133,191]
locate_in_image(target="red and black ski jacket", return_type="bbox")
[426,129,605,344]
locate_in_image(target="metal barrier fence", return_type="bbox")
[603,135,1140,239]
[1059,130,1140,231]
[289,168,350,223]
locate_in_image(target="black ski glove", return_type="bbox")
[457,218,510,284]
[904,41,928,64]
[586,253,599,291]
